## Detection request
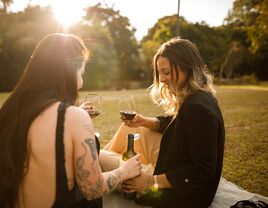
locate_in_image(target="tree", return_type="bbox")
[0,5,61,91]
[70,21,118,90]
[0,4,143,91]
[141,15,230,78]
[0,0,13,13]
[84,4,142,84]
[226,0,268,79]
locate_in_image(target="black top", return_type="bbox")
[136,91,225,208]
[52,102,102,208]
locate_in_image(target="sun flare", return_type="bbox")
[52,1,84,28]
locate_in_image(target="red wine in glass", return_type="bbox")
[119,95,136,121]
[89,110,101,118]
[120,111,136,120]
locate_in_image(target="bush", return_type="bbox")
[215,74,259,85]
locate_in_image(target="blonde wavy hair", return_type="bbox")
[150,37,215,116]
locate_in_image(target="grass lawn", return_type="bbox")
[1,85,267,196]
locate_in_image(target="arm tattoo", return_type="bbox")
[75,143,90,181]
[107,170,123,192]
[83,124,97,160]
[85,138,97,160]
[75,139,104,199]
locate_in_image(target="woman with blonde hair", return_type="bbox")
[100,37,225,208]
[0,33,141,208]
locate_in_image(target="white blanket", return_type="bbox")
[103,177,268,208]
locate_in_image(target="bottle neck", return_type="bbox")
[127,134,135,152]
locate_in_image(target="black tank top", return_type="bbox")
[52,102,102,208]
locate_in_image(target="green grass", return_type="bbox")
[1,86,267,196]
[215,86,268,196]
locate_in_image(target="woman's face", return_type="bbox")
[77,62,86,90]
[157,56,186,92]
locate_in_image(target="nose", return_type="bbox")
[159,74,167,83]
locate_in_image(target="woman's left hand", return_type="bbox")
[121,172,149,193]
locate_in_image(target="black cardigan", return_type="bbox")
[136,90,225,208]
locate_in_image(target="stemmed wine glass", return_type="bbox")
[119,95,136,121]
[84,93,101,138]
[119,95,140,140]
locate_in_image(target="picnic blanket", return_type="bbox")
[103,177,268,208]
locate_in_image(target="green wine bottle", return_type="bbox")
[122,134,137,199]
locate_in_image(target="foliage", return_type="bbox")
[0,0,13,13]
[70,18,118,90]
[140,15,230,77]
[226,0,268,54]
[0,3,143,91]
[0,5,60,91]
[140,0,268,80]
[1,1,268,92]
[84,4,142,84]
[226,0,268,79]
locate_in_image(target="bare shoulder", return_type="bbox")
[66,105,91,123]
[65,105,94,136]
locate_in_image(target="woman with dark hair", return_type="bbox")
[100,37,225,208]
[0,33,141,208]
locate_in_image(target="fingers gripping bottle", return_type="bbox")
[122,134,137,199]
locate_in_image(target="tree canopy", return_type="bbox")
[140,15,230,78]
[0,3,142,91]
[0,0,267,92]
[226,0,268,79]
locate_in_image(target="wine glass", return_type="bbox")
[84,93,101,139]
[119,95,136,121]
[119,95,140,141]
[85,93,101,118]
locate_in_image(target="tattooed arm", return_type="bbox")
[69,107,141,200]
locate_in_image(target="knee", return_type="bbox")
[99,150,121,171]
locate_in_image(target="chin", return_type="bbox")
[167,85,175,93]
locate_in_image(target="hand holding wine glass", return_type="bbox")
[83,93,101,119]
[119,95,141,141]
[119,95,136,122]
[123,114,145,127]
[81,93,101,139]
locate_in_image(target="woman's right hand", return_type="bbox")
[120,154,142,181]
[122,114,160,131]
[122,114,145,127]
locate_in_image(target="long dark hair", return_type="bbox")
[0,33,89,207]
